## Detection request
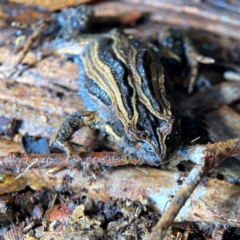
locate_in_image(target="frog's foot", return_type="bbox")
[158,47,181,63]
[50,133,93,162]
[185,52,215,93]
[50,137,74,161]
[50,111,99,161]
[71,143,92,161]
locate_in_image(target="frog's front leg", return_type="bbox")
[50,111,100,160]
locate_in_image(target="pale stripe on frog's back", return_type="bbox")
[81,30,173,120]
[80,29,177,158]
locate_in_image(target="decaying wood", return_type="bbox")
[8,0,91,11]
[93,2,142,25]
[0,43,86,141]
[179,82,240,110]
[0,47,79,92]
[9,21,50,79]
[1,2,240,238]
[151,137,240,239]
[0,82,79,116]
[0,1,51,24]
[1,146,240,229]
[205,105,240,142]
[211,157,240,185]
[119,0,240,40]
[2,137,240,170]
[0,139,24,156]
[204,104,240,166]
[2,137,240,237]
[4,0,240,42]
[0,151,140,169]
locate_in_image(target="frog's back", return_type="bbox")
[79,29,172,120]
[79,29,180,159]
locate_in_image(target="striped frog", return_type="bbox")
[50,29,181,166]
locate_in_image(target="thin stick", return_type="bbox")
[151,164,205,240]
[7,21,48,80]
[15,159,38,179]
[150,138,240,239]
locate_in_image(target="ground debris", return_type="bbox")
[1,1,240,239]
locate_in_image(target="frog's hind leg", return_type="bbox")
[50,111,99,160]
[159,28,214,93]
[183,35,215,92]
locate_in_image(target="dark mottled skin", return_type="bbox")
[50,29,181,166]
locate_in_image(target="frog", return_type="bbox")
[50,29,181,166]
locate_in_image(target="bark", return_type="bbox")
[0,151,240,228]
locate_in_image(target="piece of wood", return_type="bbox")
[120,0,240,40]
[0,153,240,228]
[8,0,91,11]
[179,82,240,109]
[205,105,240,142]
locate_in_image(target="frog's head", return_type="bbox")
[123,118,180,166]
[108,113,181,166]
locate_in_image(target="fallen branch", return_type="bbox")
[151,137,240,239]
[1,143,240,230]
[1,138,240,236]
[120,0,240,40]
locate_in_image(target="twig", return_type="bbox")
[120,0,240,40]
[2,138,240,239]
[150,137,240,239]
[15,159,38,179]
[7,20,49,80]
[1,150,240,227]
[0,152,141,170]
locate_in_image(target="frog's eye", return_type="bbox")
[142,143,154,152]
[126,134,137,145]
